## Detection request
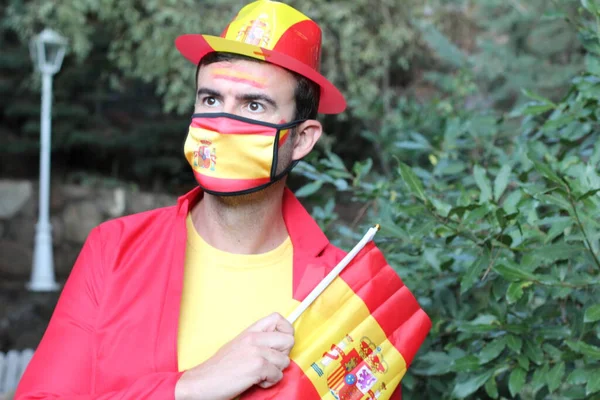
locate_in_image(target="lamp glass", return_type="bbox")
[31,29,67,72]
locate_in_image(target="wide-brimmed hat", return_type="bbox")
[175,0,346,114]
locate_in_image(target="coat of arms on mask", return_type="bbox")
[193,140,217,171]
[310,335,389,400]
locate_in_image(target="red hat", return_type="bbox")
[175,0,346,114]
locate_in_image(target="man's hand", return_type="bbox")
[175,312,295,400]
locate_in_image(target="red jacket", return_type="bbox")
[16,187,406,399]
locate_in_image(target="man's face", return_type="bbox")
[195,59,297,175]
[195,59,296,125]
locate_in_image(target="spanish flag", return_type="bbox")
[243,240,431,399]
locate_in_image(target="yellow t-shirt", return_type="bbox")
[177,213,300,371]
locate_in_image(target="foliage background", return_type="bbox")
[1,0,600,398]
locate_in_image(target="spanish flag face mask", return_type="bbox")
[184,113,303,196]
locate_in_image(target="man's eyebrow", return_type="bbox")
[236,93,278,109]
[197,87,222,98]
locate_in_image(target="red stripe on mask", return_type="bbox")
[193,171,271,193]
[191,117,279,136]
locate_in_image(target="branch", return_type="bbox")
[566,185,600,269]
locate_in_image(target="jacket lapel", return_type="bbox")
[156,187,202,372]
[281,188,335,302]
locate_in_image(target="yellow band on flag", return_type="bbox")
[290,277,406,399]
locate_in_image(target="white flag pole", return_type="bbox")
[286,224,380,324]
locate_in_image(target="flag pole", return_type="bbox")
[287,224,380,324]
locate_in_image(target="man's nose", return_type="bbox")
[222,100,238,115]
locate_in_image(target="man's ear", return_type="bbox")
[291,119,322,160]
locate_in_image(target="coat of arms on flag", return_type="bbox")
[311,334,389,400]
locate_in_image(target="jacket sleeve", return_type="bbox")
[14,227,184,400]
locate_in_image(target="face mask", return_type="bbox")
[184,113,304,196]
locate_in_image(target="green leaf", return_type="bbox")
[494,263,537,282]
[395,140,430,150]
[474,165,493,203]
[453,355,481,372]
[449,204,479,218]
[532,243,586,262]
[531,364,549,392]
[538,193,572,211]
[582,0,599,14]
[546,362,565,393]
[540,327,572,340]
[479,338,507,364]
[519,103,555,116]
[326,152,347,171]
[566,340,600,359]
[495,208,507,229]
[379,222,408,239]
[464,204,492,224]
[524,340,544,365]
[578,188,600,201]
[352,158,373,179]
[507,335,523,354]
[509,367,527,397]
[294,180,323,197]
[484,376,499,399]
[517,354,530,370]
[452,370,495,398]
[584,304,600,323]
[461,251,491,294]
[528,152,566,187]
[418,352,454,375]
[494,165,512,201]
[544,218,573,244]
[544,343,564,360]
[496,234,513,247]
[507,282,524,304]
[568,369,589,385]
[398,162,427,202]
[587,369,600,396]
[418,22,467,68]
[522,89,557,106]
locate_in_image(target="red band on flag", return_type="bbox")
[340,242,432,366]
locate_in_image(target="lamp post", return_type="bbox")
[27,28,67,292]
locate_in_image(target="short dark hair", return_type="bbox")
[196,52,321,121]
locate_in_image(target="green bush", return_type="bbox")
[1,0,583,188]
[295,3,600,399]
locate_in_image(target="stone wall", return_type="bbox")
[0,179,177,352]
[0,180,177,282]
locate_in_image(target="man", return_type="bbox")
[16,1,427,399]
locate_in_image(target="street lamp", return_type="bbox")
[27,28,67,291]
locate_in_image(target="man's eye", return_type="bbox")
[203,97,219,106]
[248,102,264,112]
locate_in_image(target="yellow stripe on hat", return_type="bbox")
[225,1,309,50]
[203,37,268,61]
[287,278,407,399]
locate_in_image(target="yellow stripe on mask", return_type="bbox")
[287,278,407,400]
[185,126,288,180]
